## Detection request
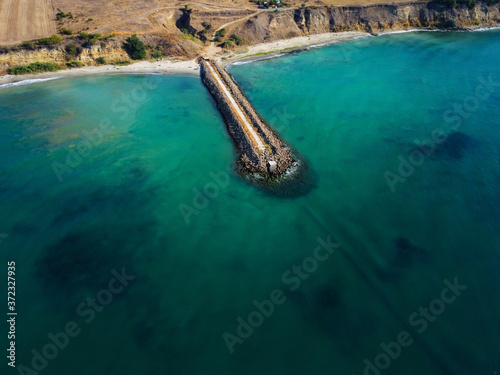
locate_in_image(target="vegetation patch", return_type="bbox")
[114,60,131,66]
[149,45,164,59]
[434,0,479,8]
[56,9,73,22]
[20,41,35,49]
[36,35,62,46]
[124,34,147,60]
[220,34,244,48]
[9,62,61,75]
[214,28,226,42]
[79,32,101,47]
[66,60,84,68]
[65,43,82,56]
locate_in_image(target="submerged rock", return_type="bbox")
[393,236,431,267]
[376,236,431,282]
[427,131,474,160]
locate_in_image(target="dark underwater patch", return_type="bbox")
[393,236,431,266]
[431,131,474,160]
[36,228,135,296]
[38,161,157,298]
[376,236,431,283]
[314,285,342,309]
[285,286,342,327]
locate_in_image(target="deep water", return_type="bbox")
[1,30,499,375]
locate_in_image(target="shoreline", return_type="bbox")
[1,27,500,88]
[0,32,371,87]
[221,31,371,67]
[0,59,200,87]
[222,27,500,67]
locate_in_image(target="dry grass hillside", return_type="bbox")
[0,0,422,45]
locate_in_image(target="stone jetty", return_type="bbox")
[199,58,296,178]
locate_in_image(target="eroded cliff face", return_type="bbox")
[231,2,500,43]
[1,1,499,74]
[0,35,201,74]
[0,45,129,74]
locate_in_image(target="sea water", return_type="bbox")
[0,30,499,375]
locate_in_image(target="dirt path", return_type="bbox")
[204,9,267,57]
[93,2,261,35]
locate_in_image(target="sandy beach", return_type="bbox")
[0,31,372,87]
[0,59,200,86]
[220,31,370,64]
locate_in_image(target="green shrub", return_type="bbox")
[20,41,35,49]
[96,57,106,64]
[221,40,234,48]
[102,33,116,41]
[201,21,211,30]
[56,10,73,21]
[78,32,100,47]
[87,18,93,22]
[218,28,226,37]
[65,43,82,56]
[36,35,62,46]
[114,60,131,66]
[66,60,84,68]
[435,0,482,7]
[230,34,244,46]
[61,28,73,35]
[124,34,147,60]
[151,51,163,59]
[9,62,61,75]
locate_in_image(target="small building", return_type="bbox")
[267,161,277,173]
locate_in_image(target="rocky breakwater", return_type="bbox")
[200,58,298,182]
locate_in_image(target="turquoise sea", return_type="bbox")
[1,30,499,375]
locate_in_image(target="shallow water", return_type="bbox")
[1,30,499,375]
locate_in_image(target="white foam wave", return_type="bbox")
[378,29,422,36]
[230,53,288,66]
[0,77,61,90]
[471,26,500,32]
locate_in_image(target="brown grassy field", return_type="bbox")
[0,0,57,45]
[0,0,420,45]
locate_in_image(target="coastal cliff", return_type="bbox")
[1,1,499,74]
[227,1,499,43]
